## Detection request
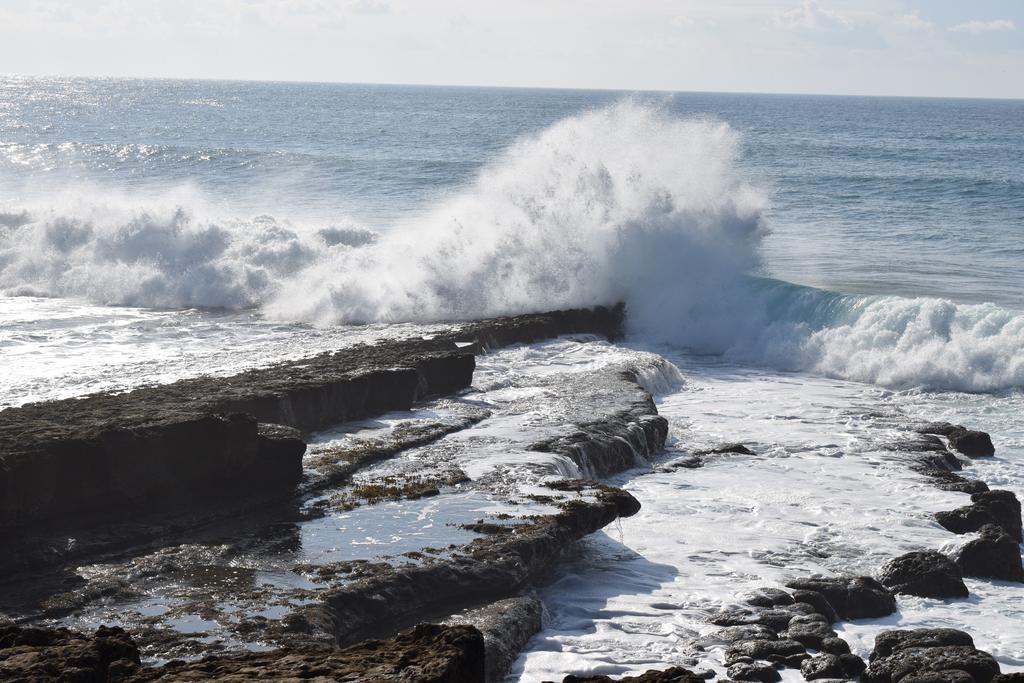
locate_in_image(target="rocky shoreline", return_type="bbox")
[1,305,1022,682]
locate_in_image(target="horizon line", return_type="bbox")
[2,71,1022,103]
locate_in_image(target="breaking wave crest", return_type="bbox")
[0,190,373,309]
[2,100,1023,392]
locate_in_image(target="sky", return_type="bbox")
[0,0,1022,99]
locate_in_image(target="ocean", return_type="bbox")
[1,77,1022,678]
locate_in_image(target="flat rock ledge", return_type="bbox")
[0,305,624,532]
[0,622,486,682]
[303,483,643,647]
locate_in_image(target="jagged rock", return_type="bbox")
[877,551,969,598]
[785,576,896,619]
[864,629,1000,683]
[936,491,1022,542]
[953,524,1024,582]
[745,587,795,608]
[0,625,141,680]
[992,675,1024,683]
[789,590,839,623]
[727,661,782,683]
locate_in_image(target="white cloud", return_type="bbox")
[892,12,932,32]
[949,19,1016,35]
[775,0,851,31]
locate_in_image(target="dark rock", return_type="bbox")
[0,305,624,532]
[745,587,795,608]
[900,671,976,683]
[136,623,485,681]
[785,576,897,619]
[727,662,782,683]
[801,654,844,680]
[993,675,1024,683]
[789,590,839,623]
[785,614,836,649]
[871,629,976,660]
[914,468,989,494]
[309,483,643,645]
[821,637,852,655]
[862,645,1000,683]
[916,423,995,458]
[948,430,995,458]
[726,639,806,663]
[710,625,779,643]
[865,629,1000,683]
[893,434,954,455]
[877,551,969,599]
[971,491,1022,542]
[839,654,867,677]
[937,491,1022,542]
[0,625,140,680]
[916,422,965,438]
[448,595,544,683]
[697,444,756,456]
[664,456,704,470]
[953,524,1024,582]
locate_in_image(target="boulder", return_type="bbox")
[953,525,1024,582]
[785,613,836,649]
[948,430,995,458]
[877,551,969,599]
[864,628,1000,683]
[727,662,782,683]
[871,629,976,660]
[862,646,1000,683]
[785,576,896,619]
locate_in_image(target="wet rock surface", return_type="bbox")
[784,576,897,620]
[916,424,995,459]
[0,625,141,681]
[935,490,1022,542]
[309,483,642,646]
[952,524,1024,582]
[0,305,624,532]
[877,551,969,599]
[863,628,1001,683]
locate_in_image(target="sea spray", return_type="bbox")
[264,100,768,324]
[3,101,1024,392]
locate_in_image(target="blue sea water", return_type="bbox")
[2,77,1021,307]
